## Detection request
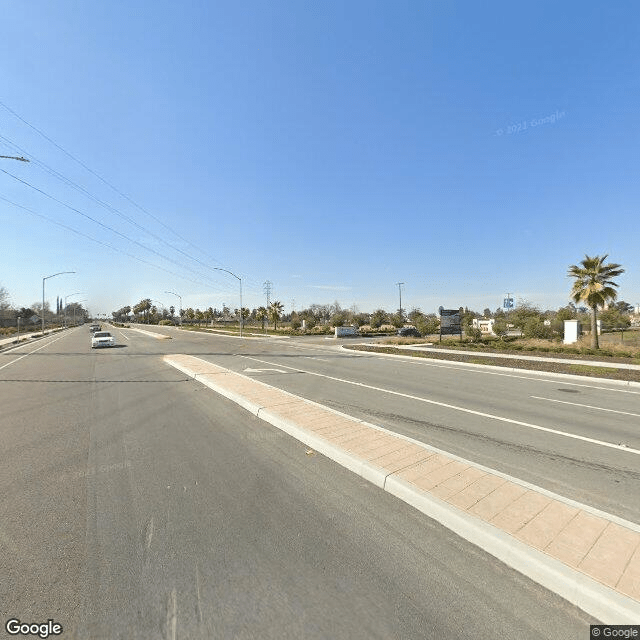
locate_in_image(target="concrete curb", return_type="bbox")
[0,328,69,352]
[165,354,640,623]
[402,345,640,370]
[341,345,640,389]
[384,476,639,624]
[126,327,172,340]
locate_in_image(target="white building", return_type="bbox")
[472,318,495,335]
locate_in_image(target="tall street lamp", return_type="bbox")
[73,300,88,327]
[165,291,182,325]
[151,300,166,322]
[212,268,243,337]
[396,282,405,319]
[64,292,85,328]
[42,271,75,335]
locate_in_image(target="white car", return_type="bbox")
[91,331,115,348]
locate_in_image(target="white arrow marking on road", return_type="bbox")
[244,367,287,374]
[240,355,640,456]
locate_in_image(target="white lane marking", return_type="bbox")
[341,347,640,395]
[117,330,130,340]
[241,355,640,456]
[244,367,287,373]
[0,333,67,371]
[531,396,640,418]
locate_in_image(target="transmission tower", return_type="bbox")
[263,281,272,306]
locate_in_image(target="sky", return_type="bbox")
[1,1,639,318]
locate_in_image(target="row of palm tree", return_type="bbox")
[179,301,286,331]
[119,255,624,349]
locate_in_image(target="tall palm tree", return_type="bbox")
[268,301,284,330]
[568,254,624,349]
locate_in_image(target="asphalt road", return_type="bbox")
[145,325,640,522]
[0,326,611,637]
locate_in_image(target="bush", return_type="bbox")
[158,319,173,326]
[302,316,316,329]
[523,317,553,340]
[416,316,440,336]
[466,326,483,342]
[370,309,388,329]
[290,318,302,330]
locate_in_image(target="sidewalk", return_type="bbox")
[0,328,65,349]
[164,353,640,623]
[387,343,640,371]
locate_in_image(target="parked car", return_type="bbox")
[91,331,115,348]
[397,326,422,337]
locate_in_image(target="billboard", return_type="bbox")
[439,306,463,337]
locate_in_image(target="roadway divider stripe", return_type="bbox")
[240,355,640,456]
[531,395,640,417]
[163,353,640,622]
[340,346,640,393]
[0,332,68,371]
[127,328,172,339]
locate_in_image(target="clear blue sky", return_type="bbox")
[1,1,638,317]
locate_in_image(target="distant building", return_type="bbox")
[472,318,495,335]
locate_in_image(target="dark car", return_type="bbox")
[397,326,421,337]
[89,324,101,333]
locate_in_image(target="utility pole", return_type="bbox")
[165,291,183,325]
[212,269,243,337]
[396,282,405,319]
[42,271,75,335]
[264,281,272,307]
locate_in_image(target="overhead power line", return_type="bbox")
[0,168,236,295]
[0,193,221,290]
[0,100,264,291]
[0,131,261,293]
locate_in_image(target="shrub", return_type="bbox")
[523,317,553,340]
[466,326,483,342]
[158,319,173,326]
[370,309,388,329]
[416,316,440,336]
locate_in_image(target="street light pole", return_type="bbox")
[396,282,405,319]
[42,271,75,335]
[165,291,182,325]
[211,269,243,337]
[64,292,84,328]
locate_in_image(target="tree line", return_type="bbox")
[110,254,634,349]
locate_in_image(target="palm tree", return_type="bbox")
[255,306,268,331]
[268,300,284,330]
[568,254,624,349]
